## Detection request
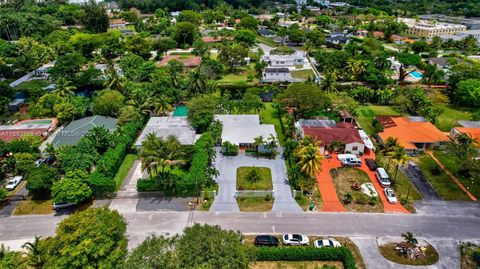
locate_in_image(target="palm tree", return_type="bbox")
[103,64,124,92]
[266,134,278,157]
[296,144,323,178]
[54,77,76,97]
[22,236,43,269]
[140,133,185,176]
[144,96,173,116]
[253,135,264,152]
[391,147,409,185]
[187,68,209,96]
[346,59,366,80]
[401,232,418,246]
[320,70,337,93]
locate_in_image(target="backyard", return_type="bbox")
[331,167,384,213]
[355,105,401,135]
[259,103,286,145]
[415,154,470,200]
[14,79,50,90]
[290,69,315,80]
[217,63,258,86]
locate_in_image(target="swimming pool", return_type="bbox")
[172,106,189,117]
[18,119,54,125]
[410,71,423,79]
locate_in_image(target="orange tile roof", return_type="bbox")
[378,117,448,150]
[455,127,480,146]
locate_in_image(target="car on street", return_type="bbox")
[254,235,279,247]
[313,239,341,248]
[365,158,378,171]
[52,202,76,210]
[282,234,309,246]
[384,188,397,204]
[5,176,23,191]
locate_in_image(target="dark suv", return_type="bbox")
[365,158,378,171]
[254,235,279,247]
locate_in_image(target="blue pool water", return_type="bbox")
[173,106,189,117]
[410,71,423,79]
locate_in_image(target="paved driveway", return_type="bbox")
[401,163,440,201]
[210,149,302,212]
[109,160,142,213]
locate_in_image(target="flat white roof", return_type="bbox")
[135,117,196,146]
[214,115,277,145]
[358,130,375,151]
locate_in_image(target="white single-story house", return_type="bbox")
[262,51,305,68]
[214,114,277,150]
[134,117,197,149]
[262,67,294,83]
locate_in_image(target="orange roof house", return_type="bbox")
[201,36,233,43]
[157,55,202,68]
[377,116,448,152]
[450,127,480,147]
[373,31,385,39]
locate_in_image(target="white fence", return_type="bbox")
[234,190,274,197]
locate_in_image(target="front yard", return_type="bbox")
[415,154,470,200]
[331,168,383,213]
[237,166,273,190]
[237,196,274,211]
[13,199,53,215]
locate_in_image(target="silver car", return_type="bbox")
[384,188,397,204]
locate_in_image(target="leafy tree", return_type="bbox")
[48,53,86,80]
[218,43,249,72]
[222,141,239,156]
[238,16,259,30]
[118,105,144,126]
[125,35,152,60]
[153,37,176,56]
[14,37,55,71]
[51,171,92,204]
[187,68,210,96]
[81,0,109,33]
[92,90,125,116]
[178,10,202,26]
[448,62,480,91]
[167,59,184,86]
[84,127,113,154]
[26,166,59,199]
[53,95,89,123]
[240,92,265,113]
[173,22,198,47]
[0,188,7,202]
[176,224,248,269]
[422,63,444,85]
[13,152,35,175]
[39,208,127,269]
[454,79,480,107]
[188,94,219,133]
[7,139,38,154]
[234,29,256,46]
[124,235,177,269]
[192,40,209,57]
[101,31,125,59]
[276,83,332,118]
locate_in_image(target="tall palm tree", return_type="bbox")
[320,70,337,93]
[103,64,124,92]
[140,133,185,176]
[391,148,409,185]
[253,135,264,151]
[187,68,209,96]
[22,236,43,269]
[144,96,173,116]
[346,59,366,80]
[54,77,76,97]
[296,142,324,178]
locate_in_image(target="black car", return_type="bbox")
[254,235,279,247]
[365,158,378,171]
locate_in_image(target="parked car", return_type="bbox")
[5,176,23,191]
[52,202,76,210]
[365,158,378,171]
[254,235,279,247]
[44,156,56,166]
[282,234,309,246]
[384,188,397,204]
[34,159,43,167]
[314,239,341,248]
[341,157,362,167]
[337,154,357,161]
[375,168,391,187]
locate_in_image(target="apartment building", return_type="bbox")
[399,18,467,38]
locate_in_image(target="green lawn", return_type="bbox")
[290,69,315,80]
[217,64,258,85]
[416,154,469,200]
[14,79,50,90]
[236,196,273,211]
[433,150,479,199]
[256,36,277,47]
[355,105,402,135]
[237,166,272,190]
[435,105,473,132]
[113,154,137,191]
[259,103,286,145]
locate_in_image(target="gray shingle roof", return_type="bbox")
[51,116,117,147]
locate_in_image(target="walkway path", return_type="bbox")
[109,160,142,213]
[210,150,302,212]
[426,151,477,202]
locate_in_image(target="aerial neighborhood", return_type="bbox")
[0,0,480,268]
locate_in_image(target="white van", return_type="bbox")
[375,168,391,187]
[341,157,362,167]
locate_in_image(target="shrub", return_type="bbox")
[254,247,356,269]
[89,172,116,196]
[246,167,262,183]
[265,194,272,201]
[343,192,353,204]
[222,141,238,156]
[0,188,7,201]
[137,179,161,192]
[97,143,127,178]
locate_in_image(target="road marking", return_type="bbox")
[272,225,276,233]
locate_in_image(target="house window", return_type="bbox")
[352,146,358,151]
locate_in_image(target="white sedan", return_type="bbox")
[384,188,397,204]
[5,176,23,191]
[282,234,309,246]
[314,239,341,248]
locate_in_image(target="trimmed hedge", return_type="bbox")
[254,247,357,269]
[97,143,127,178]
[137,179,160,192]
[89,171,116,195]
